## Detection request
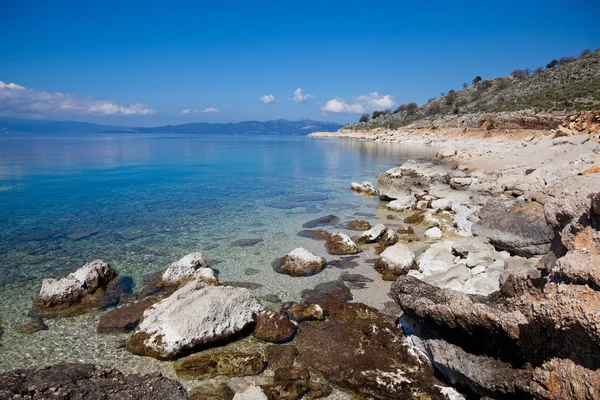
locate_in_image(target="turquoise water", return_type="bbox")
[0,133,437,373]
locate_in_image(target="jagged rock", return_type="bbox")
[379,227,398,246]
[262,366,310,400]
[325,233,360,255]
[97,299,157,334]
[543,175,600,232]
[346,219,371,230]
[387,196,414,211]
[354,223,386,244]
[34,260,122,317]
[425,227,443,239]
[253,310,297,343]
[0,363,187,399]
[279,248,326,277]
[127,282,263,359]
[231,238,263,247]
[174,350,264,379]
[431,198,452,211]
[472,200,553,257]
[377,174,430,201]
[552,251,600,289]
[293,298,445,400]
[160,252,214,287]
[374,243,416,280]
[189,382,235,400]
[592,193,600,216]
[233,386,268,400]
[350,181,377,195]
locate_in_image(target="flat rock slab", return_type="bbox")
[174,351,265,379]
[0,363,188,400]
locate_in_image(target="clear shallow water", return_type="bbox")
[0,133,437,373]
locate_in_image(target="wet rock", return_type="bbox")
[404,210,427,224]
[354,223,386,244]
[265,344,299,370]
[473,200,553,257]
[34,260,122,317]
[325,232,360,255]
[287,303,324,322]
[233,386,268,400]
[294,298,444,399]
[279,248,326,277]
[397,225,415,235]
[387,196,414,211]
[66,230,99,242]
[160,252,218,287]
[231,238,264,247]
[222,281,263,290]
[350,181,377,195]
[97,299,157,334]
[286,195,328,202]
[16,317,48,334]
[0,363,188,400]
[302,215,340,229]
[301,281,352,304]
[379,227,398,246]
[346,219,371,230]
[253,310,297,343]
[127,282,263,359]
[374,243,416,280]
[189,382,235,400]
[174,350,264,379]
[424,227,443,239]
[262,366,310,400]
[296,230,330,241]
[306,381,333,399]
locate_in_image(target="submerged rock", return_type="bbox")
[174,350,264,379]
[34,260,123,317]
[379,227,399,246]
[346,219,371,230]
[296,230,330,241]
[279,248,326,277]
[127,282,263,359]
[97,299,157,334]
[16,317,48,335]
[325,232,360,255]
[0,363,187,400]
[231,238,264,247]
[302,215,340,229]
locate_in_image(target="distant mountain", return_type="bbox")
[0,118,340,135]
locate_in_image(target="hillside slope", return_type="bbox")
[347,49,600,131]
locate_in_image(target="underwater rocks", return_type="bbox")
[127,281,263,359]
[97,298,157,334]
[34,260,126,317]
[346,219,371,230]
[302,214,340,229]
[278,248,326,277]
[325,232,360,255]
[174,350,265,379]
[0,363,188,400]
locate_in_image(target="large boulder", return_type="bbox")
[34,260,122,317]
[325,232,360,255]
[279,248,326,277]
[374,243,416,280]
[0,363,187,399]
[159,252,217,287]
[472,199,553,257]
[127,281,263,359]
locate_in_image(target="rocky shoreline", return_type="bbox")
[1,118,600,399]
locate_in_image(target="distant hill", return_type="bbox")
[0,118,341,135]
[347,49,600,131]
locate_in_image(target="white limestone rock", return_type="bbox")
[387,196,414,211]
[424,227,443,239]
[375,243,416,278]
[350,181,377,195]
[355,223,386,244]
[417,241,456,277]
[233,386,269,400]
[161,252,217,286]
[430,198,452,211]
[280,248,326,276]
[325,232,360,255]
[127,282,263,359]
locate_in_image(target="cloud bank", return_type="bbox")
[181,107,220,114]
[289,88,314,103]
[259,94,278,104]
[0,81,154,118]
[321,92,395,114]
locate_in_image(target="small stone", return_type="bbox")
[431,198,452,211]
[374,243,416,280]
[325,233,360,255]
[233,386,268,400]
[379,228,398,247]
[161,253,210,287]
[354,223,386,244]
[387,196,414,211]
[279,248,326,277]
[424,227,443,239]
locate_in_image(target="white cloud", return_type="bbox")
[289,88,314,103]
[0,80,154,118]
[260,94,278,104]
[181,107,220,114]
[320,92,395,114]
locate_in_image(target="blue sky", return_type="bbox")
[1,0,598,126]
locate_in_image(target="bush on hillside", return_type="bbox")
[546,59,558,69]
[581,49,591,56]
[511,69,527,79]
[359,113,370,123]
[472,76,482,85]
